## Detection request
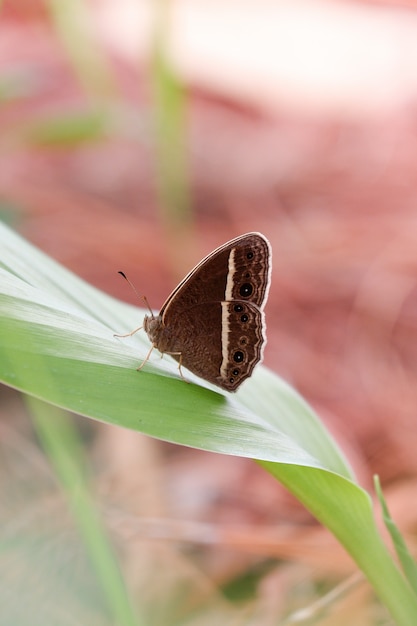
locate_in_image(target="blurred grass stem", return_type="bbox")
[151,0,195,276]
[46,0,116,100]
[27,397,142,626]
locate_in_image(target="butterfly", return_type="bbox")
[117,232,271,392]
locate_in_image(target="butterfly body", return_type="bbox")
[142,232,271,392]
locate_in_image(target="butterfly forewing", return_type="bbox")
[161,233,270,316]
[160,248,231,320]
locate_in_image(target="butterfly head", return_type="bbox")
[143,312,163,345]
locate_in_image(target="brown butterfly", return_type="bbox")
[117,232,271,392]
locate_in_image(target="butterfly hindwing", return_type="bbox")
[165,299,265,391]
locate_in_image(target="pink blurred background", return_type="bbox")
[2,0,417,618]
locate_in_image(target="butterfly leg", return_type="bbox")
[114,325,143,338]
[164,351,188,383]
[137,344,155,371]
[176,353,187,382]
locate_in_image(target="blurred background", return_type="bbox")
[2,0,417,623]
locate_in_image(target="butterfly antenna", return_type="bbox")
[118,271,154,317]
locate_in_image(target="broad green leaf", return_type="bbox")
[1,221,417,625]
[0,223,350,473]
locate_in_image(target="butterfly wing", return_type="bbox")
[161,233,271,317]
[158,232,271,391]
[167,300,265,391]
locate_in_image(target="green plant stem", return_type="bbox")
[151,0,191,228]
[46,0,116,99]
[28,397,142,626]
[375,475,417,595]
[151,0,195,280]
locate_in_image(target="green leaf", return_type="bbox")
[1,221,417,624]
[0,224,347,471]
